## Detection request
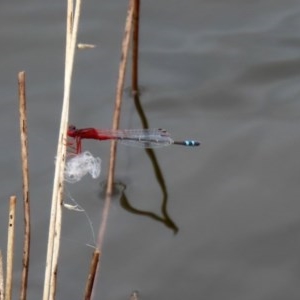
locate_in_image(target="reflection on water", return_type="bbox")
[99,92,179,233]
[120,172,178,234]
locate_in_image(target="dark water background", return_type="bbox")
[1,0,300,299]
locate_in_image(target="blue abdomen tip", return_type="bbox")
[185,140,200,146]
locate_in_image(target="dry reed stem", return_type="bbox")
[5,196,16,300]
[65,0,73,69]
[96,0,134,251]
[130,291,139,300]
[132,0,140,94]
[42,0,82,299]
[0,250,4,300]
[90,2,134,298]
[18,71,31,300]
[84,250,100,300]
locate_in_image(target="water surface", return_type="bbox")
[1,1,300,299]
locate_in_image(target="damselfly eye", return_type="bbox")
[68,125,76,131]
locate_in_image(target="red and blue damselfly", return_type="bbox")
[67,125,200,153]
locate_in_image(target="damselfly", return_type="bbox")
[68,125,200,153]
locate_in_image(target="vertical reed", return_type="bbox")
[42,0,82,299]
[130,291,140,300]
[97,0,134,250]
[5,196,17,300]
[0,251,4,300]
[90,1,134,298]
[84,250,100,300]
[18,71,31,300]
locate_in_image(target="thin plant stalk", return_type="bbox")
[0,250,4,300]
[42,0,82,299]
[18,71,31,300]
[5,196,17,300]
[132,0,140,94]
[65,0,73,69]
[50,0,83,296]
[91,1,134,298]
[84,250,100,300]
[97,0,134,250]
[130,291,139,300]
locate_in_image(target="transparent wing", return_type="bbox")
[103,128,174,148]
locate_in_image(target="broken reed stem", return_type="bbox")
[132,0,140,94]
[84,250,100,300]
[97,0,134,250]
[42,0,82,299]
[18,71,31,300]
[5,196,17,300]
[0,250,4,300]
[130,291,139,300]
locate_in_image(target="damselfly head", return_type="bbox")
[67,125,77,137]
